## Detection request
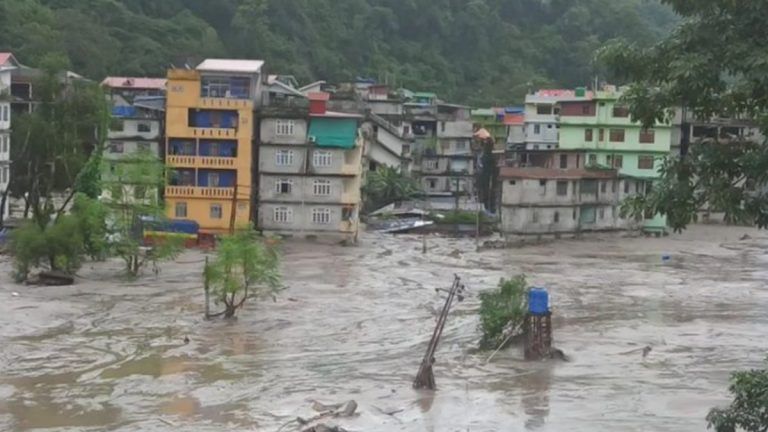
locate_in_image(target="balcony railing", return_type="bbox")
[167,155,238,168]
[191,128,238,138]
[199,97,253,110]
[165,186,235,199]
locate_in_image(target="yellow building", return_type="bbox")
[164,59,264,233]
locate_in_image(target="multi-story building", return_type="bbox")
[523,89,593,151]
[670,107,764,157]
[500,161,638,239]
[0,60,13,220]
[257,92,363,242]
[164,59,263,233]
[558,88,672,232]
[101,77,166,203]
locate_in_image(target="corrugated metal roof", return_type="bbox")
[196,59,264,73]
[101,77,167,90]
[500,167,617,180]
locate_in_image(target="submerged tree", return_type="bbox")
[100,149,181,276]
[707,359,768,432]
[478,275,528,350]
[600,1,768,231]
[362,166,419,213]
[205,228,282,319]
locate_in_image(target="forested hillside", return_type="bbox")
[0,0,677,104]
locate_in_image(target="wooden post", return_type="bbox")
[229,183,238,235]
[203,256,210,320]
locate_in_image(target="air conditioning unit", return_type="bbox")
[308,135,317,143]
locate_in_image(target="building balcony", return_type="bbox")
[165,186,235,199]
[166,155,238,169]
[199,97,253,110]
[191,127,239,139]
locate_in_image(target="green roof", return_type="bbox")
[308,117,358,149]
[413,92,436,99]
[472,108,496,117]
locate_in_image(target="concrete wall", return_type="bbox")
[501,178,620,206]
[437,120,473,138]
[110,118,161,141]
[501,205,629,235]
[438,138,471,155]
[260,118,308,145]
[259,202,359,239]
[259,175,360,204]
[104,140,161,160]
[368,101,403,116]
[525,122,559,146]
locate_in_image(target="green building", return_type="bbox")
[558,90,672,232]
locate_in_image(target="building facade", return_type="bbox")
[164,59,263,233]
[0,63,12,220]
[101,78,166,203]
[257,92,363,242]
[558,88,672,232]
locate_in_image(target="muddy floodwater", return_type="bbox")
[1,225,767,432]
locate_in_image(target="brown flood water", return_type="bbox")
[0,225,766,431]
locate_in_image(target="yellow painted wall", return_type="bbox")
[165,69,253,233]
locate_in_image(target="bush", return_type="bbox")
[478,275,528,350]
[11,216,85,281]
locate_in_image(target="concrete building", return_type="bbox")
[558,88,672,232]
[523,89,594,151]
[670,108,764,157]
[0,61,13,220]
[257,92,363,242]
[500,165,637,238]
[164,59,263,233]
[101,77,166,204]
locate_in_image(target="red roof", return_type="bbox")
[308,91,330,101]
[503,113,524,125]
[0,52,18,67]
[500,167,617,180]
[101,77,167,90]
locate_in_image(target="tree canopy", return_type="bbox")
[0,0,676,104]
[601,1,768,231]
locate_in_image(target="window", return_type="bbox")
[1,106,7,121]
[313,151,332,167]
[1,135,7,153]
[585,129,593,141]
[614,155,623,168]
[607,155,613,166]
[137,142,151,152]
[273,207,293,223]
[556,181,568,196]
[276,120,295,136]
[588,154,597,165]
[137,123,151,133]
[441,122,446,133]
[612,105,630,117]
[576,154,581,168]
[208,172,220,187]
[342,206,355,222]
[134,186,146,199]
[275,179,293,194]
[572,208,577,220]
[582,105,591,115]
[600,181,607,193]
[609,129,625,142]
[624,180,630,194]
[313,179,332,196]
[276,150,294,166]
[598,128,605,142]
[536,105,552,115]
[533,124,541,135]
[532,210,539,223]
[554,212,560,223]
[581,179,598,194]
[639,129,655,144]
[312,208,331,225]
[427,178,438,189]
[559,154,568,169]
[612,180,617,193]
[508,180,516,186]
[1,166,6,183]
[599,208,605,219]
[210,204,223,219]
[403,125,410,135]
[455,141,467,151]
[424,159,439,170]
[109,142,124,154]
[638,156,655,170]
[175,202,187,218]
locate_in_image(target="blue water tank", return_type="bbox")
[528,288,550,316]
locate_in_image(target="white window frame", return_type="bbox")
[273,206,293,223]
[110,141,125,154]
[313,179,332,196]
[210,203,223,219]
[275,178,293,194]
[424,159,438,170]
[313,151,333,168]
[276,119,296,136]
[312,208,331,225]
[275,150,294,166]
[175,202,188,218]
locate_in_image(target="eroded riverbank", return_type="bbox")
[0,225,766,431]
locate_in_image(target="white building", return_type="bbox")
[0,63,14,220]
[523,89,592,151]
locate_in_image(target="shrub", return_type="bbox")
[478,275,528,350]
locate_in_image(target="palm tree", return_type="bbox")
[363,166,419,213]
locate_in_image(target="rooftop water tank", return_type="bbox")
[528,288,550,316]
[575,87,587,97]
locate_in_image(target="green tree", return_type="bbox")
[707,359,768,432]
[362,166,419,212]
[205,228,282,319]
[101,149,181,276]
[10,215,84,281]
[478,275,528,350]
[600,1,768,231]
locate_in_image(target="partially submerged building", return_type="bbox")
[0,57,13,220]
[257,91,363,242]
